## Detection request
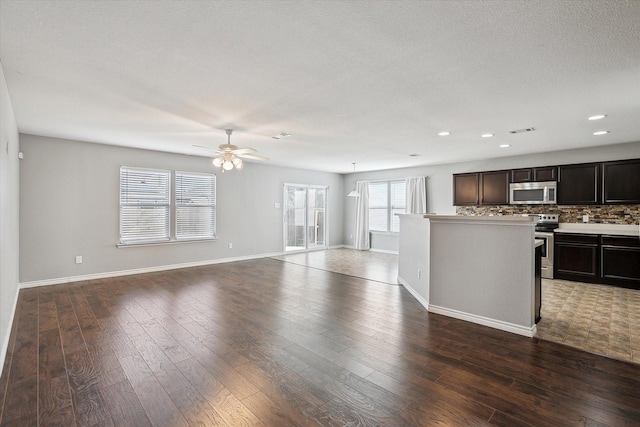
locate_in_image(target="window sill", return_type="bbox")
[369,231,399,236]
[117,237,217,248]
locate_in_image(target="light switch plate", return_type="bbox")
[75,256,83,264]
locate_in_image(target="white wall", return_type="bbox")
[343,141,640,250]
[19,134,344,283]
[0,61,20,375]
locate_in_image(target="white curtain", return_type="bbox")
[406,176,427,214]
[353,181,370,250]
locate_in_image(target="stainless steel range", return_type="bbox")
[533,214,558,279]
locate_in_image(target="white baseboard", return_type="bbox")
[19,251,284,289]
[0,287,20,380]
[328,244,347,249]
[428,304,536,338]
[369,248,399,255]
[398,276,535,337]
[397,275,429,310]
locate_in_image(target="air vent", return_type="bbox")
[509,127,536,134]
[272,132,291,139]
[408,153,421,157]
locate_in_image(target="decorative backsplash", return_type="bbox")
[456,205,640,224]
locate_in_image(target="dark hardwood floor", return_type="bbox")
[1,258,639,426]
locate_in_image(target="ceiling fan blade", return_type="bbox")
[232,147,256,155]
[239,154,269,161]
[193,144,214,150]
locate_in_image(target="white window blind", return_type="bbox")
[368,182,388,232]
[175,171,216,240]
[120,167,171,244]
[368,180,406,232]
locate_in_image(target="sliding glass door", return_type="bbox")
[284,184,327,252]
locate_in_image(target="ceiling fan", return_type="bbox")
[195,129,268,172]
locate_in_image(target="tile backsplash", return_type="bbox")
[455,204,640,224]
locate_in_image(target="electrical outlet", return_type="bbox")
[582,215,589,223]
[350,234,353,240]
[75,256,83,264]
[274,202,280,208]
[417,269,421,279]
[228,243,233,249]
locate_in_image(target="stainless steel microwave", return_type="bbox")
[509,181,557,205]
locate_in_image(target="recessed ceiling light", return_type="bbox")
[481,133,494,138]
[593,130,610,136]
[588,114,607,121]
[499,144,511,148]
[438,131,451,136]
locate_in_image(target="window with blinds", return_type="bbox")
[175,172,216,240]
[120,167,171,244]
[368,180,406,232]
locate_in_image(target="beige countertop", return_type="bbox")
[555,223,639,237]
[424,214,535,224]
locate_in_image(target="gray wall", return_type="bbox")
[343,141,640,251]
[19,134,344,283]
[0,62,20,371]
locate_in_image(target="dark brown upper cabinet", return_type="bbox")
[533,166,557,182]
[557,163,601,205]
[511,168,533,183]
[602,159,640,204]
[453,173,479,206]
[480,170,510,205]
[511,166,557,183]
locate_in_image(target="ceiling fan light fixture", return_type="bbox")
[209,129,267,172]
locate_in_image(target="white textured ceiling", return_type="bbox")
[1,0,639,173]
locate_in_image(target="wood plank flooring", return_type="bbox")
[1,258,640,426]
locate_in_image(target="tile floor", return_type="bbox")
[274,248,640,364]
[536,279,640,364]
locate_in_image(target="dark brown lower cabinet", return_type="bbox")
[555,232,640,289]
[601,235,640,289]
[554,233,599,282]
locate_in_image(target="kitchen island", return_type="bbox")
[398,214,540,337]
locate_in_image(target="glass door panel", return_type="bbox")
[285,185,307,251]
[284,184,327,252]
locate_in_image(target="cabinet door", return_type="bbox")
[533,166,557,182]
[601,235,640,289]
[554,233,599,282]
[557,163,601,205]
[453,173,479,206]
[511,168,533,183]
[602,159,640,204]
[480,171,509,205]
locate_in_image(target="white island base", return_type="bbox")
[398,214,539,337]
